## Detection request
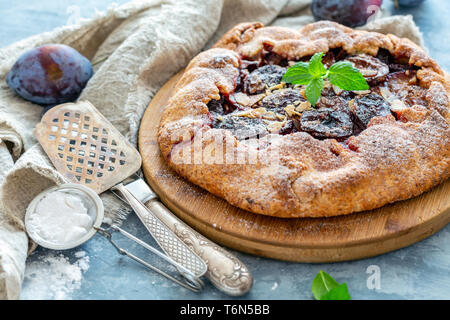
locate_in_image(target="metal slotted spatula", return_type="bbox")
[34,101,207,292]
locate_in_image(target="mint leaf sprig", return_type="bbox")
[282,52,369,106]
[312,270,352,300]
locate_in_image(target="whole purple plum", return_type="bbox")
[311,0,383,27]
[7,44,93,105]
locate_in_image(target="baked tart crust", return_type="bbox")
[158,21,450,218]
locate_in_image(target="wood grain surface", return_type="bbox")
[138,71,450,262]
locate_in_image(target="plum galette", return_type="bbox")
[158,21,449,218]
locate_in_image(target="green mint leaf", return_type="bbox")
[308,52,327,78]
[281,62,313,85]
[320,283,352,300]
[312,271,352,300]
[328,61,369,91]
[312,270,340,300]
[305,77,323,106]
[282,51,369,106]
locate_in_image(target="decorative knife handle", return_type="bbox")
[144,199,253,297]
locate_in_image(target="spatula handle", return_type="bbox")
[144,198,253,297]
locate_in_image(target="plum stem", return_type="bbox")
[92,56,109,67]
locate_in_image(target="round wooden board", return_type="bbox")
[138,71,450,263]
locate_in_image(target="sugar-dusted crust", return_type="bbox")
[158,21,450,218]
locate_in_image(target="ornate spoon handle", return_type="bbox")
[121,178,252,296]
[144,198,253,296]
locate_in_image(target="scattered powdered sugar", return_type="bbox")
[74,250,86,258]
[21,251,90,300]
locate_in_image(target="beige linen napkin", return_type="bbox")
[0,0,423,299]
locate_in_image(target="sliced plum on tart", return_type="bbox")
[207,47,432,143]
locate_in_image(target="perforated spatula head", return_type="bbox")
[34,101,142,194]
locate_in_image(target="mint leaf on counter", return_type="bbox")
[282,52,369,106]
[321,283,352,300]
[311,270,351,300]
